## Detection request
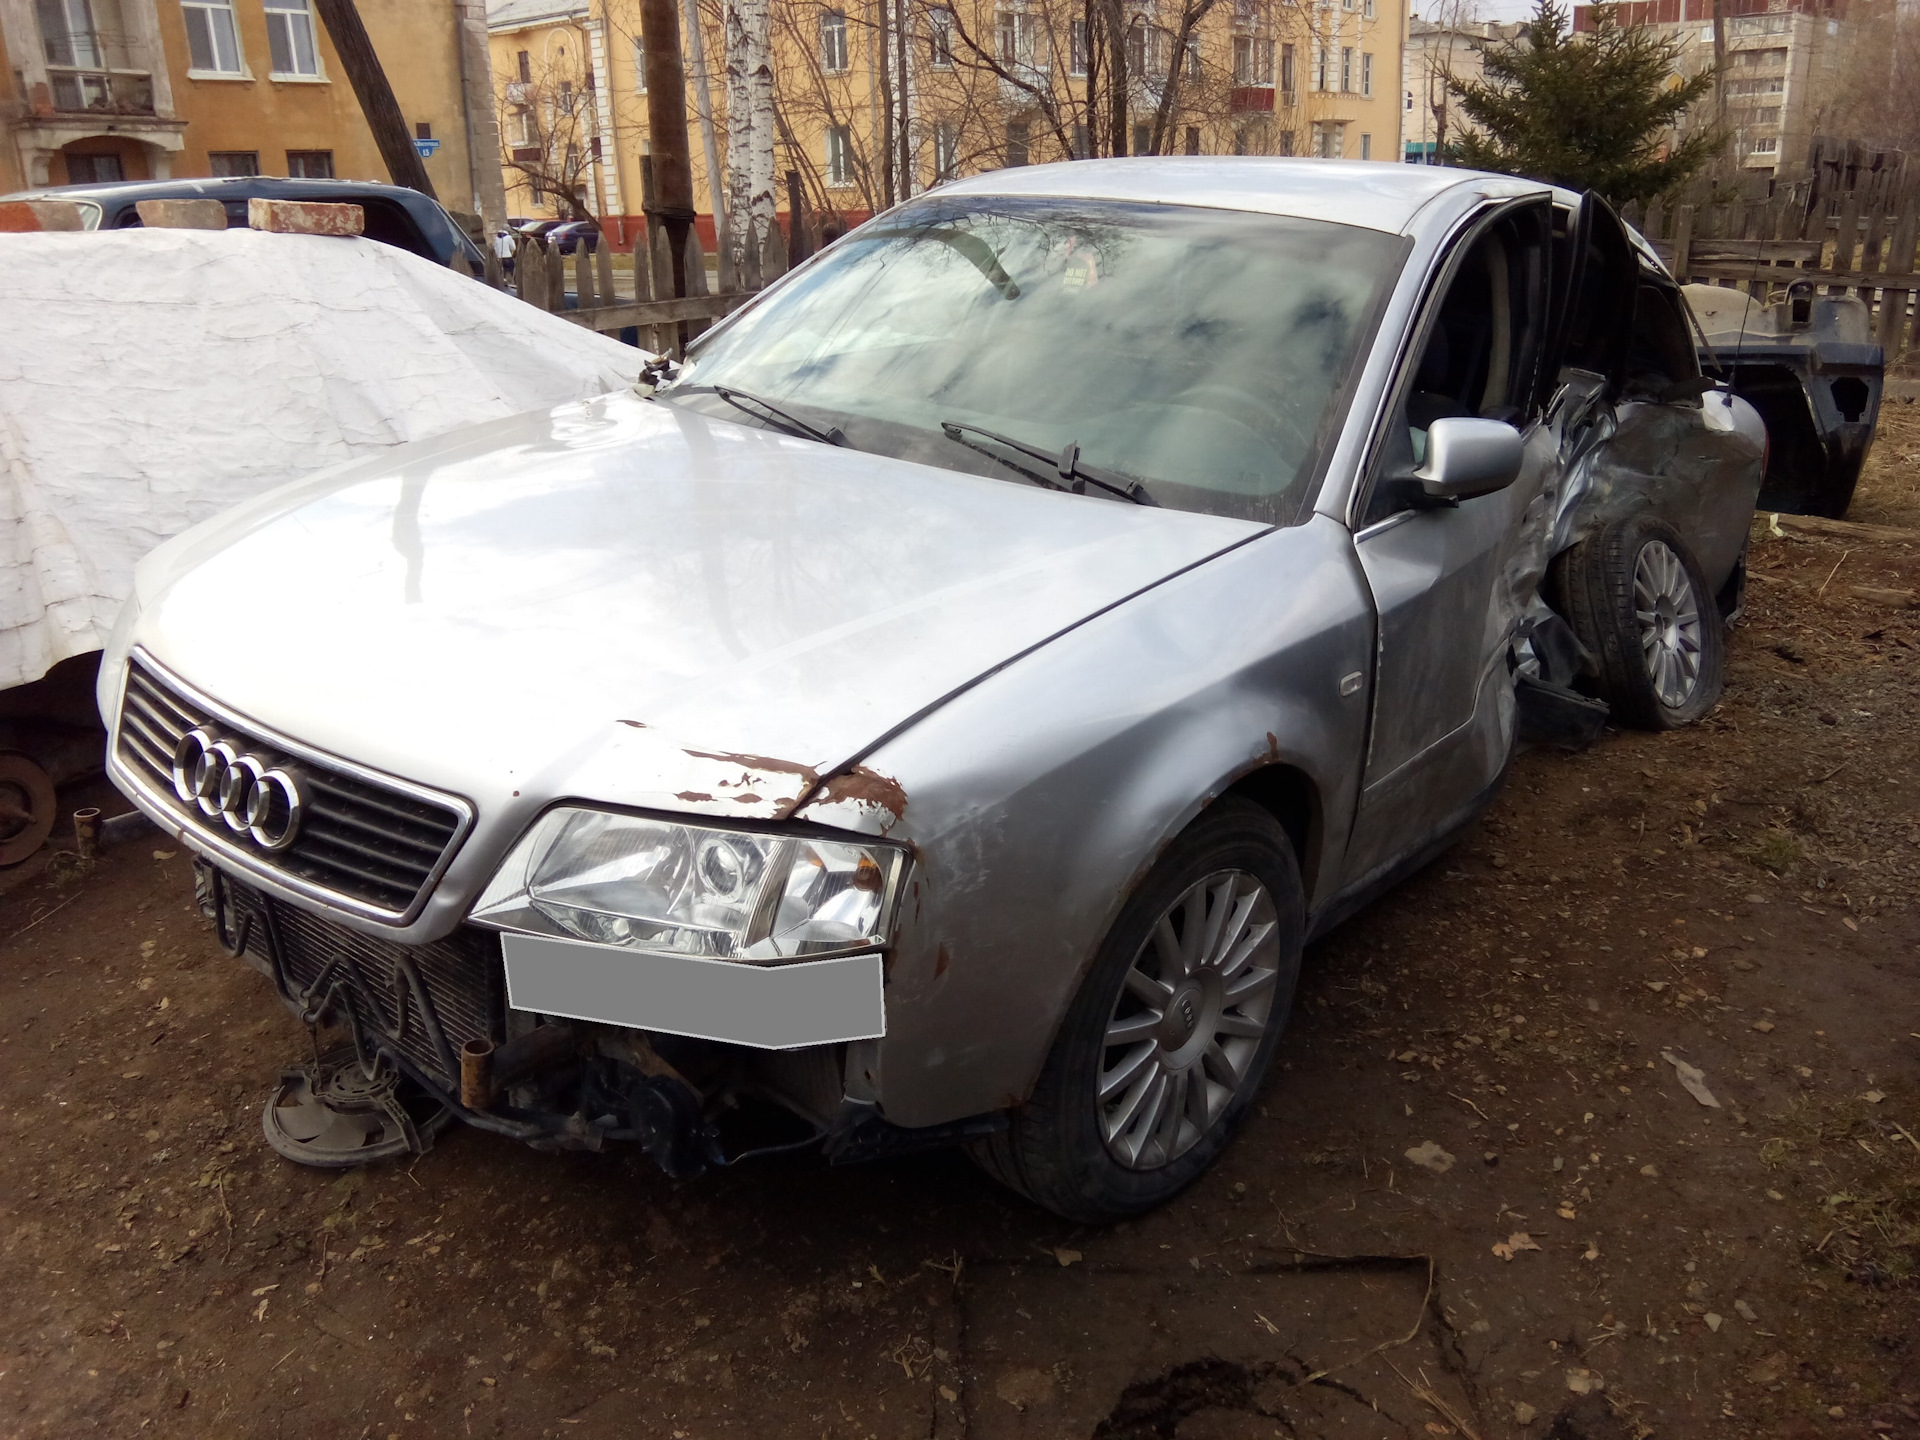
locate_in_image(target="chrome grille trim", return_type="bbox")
[112,648,474,925]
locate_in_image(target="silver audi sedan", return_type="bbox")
[99,160,1763,1221]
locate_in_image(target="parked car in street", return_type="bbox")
[0,175,487,271]
[548,219,602,256]
[99,160,1764,1221]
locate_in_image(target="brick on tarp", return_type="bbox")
[134,198,227,230]
[246,198,364,236]
[0,200,85,232]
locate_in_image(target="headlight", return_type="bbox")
[468,808,906,964]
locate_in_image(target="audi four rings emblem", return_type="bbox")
[170,727,306,852]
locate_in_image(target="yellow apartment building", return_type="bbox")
[0,0,499,219]
[488,0,1408,247]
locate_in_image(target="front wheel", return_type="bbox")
[973,799,1304,1222]
[1552,512,1725,731]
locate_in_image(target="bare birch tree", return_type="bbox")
[725,0,779,273]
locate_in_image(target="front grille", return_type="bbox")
[223,874,503,1087]
[116,654,469,920]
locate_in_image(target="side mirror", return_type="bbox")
[1415,417,1525,502]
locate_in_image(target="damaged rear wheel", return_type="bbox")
[1552,512,1724,731]
[972,800,1303,1223]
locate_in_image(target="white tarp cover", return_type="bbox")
[0,227,644,690]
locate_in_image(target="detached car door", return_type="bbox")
[1337,197,1560,893]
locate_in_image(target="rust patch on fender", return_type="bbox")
[1265,731,1281,762]
[813,766,909,822]
[934,942,951,979]
[674,791,714,803]
[683,749,820,786]
[733,793,763,804]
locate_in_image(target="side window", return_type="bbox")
[1361,206,1549,526]
[1621,280,1702,402]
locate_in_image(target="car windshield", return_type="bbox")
[665,195,1408,522]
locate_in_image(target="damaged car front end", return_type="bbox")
[101,160,1767,1221]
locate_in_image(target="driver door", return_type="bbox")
[1338,193,1636,894]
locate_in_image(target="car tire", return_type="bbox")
[972,799,1304,1223]
[1552,511,1725,731]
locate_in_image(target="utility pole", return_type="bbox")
[640,0,697,298]
[313,0,437,197]
[877,0,895,207]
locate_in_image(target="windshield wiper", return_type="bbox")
[939,421,1158,506]
[667,384,846,447]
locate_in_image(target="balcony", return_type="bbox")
[47,66,156,116]
[1231,84,1275,112]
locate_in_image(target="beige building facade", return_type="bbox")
[1398,13,1522,163]
[0,0,494,216]
[488,0,1409,245]
[1574,0,1852,175]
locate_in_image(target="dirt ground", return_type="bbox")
[3,403,1919,1440]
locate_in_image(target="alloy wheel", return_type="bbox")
[1097,869,1281,1170]
[1632,539,1704,709]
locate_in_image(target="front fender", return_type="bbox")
[798,516,1374,1128]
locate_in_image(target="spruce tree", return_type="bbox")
[1448,0,1720,204]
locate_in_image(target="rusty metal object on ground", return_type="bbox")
[134,198,226,230]
[247,198,365,237]
[0,752,55,866]
[71,807,100,859]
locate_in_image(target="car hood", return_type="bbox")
[126,392,1266,822]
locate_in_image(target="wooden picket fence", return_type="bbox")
[1621,143,1920,368]
[455,214,807,356]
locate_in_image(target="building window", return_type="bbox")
[512,109,536,146]
[820,9,849,72]
[1071,121,1088,158]
[264,0,320,76]
[286,149,333,177]
[1340,46,1352,92]
[1068,17,1087,74]
[1279,41,1294,95]
[1363,0,1374,15]
[633,35,647,91]
[1000,10,1036,67]
[1360,50,1371,96]
[1233,35,1273,85]
[40,0,103,66]
[825,123,852,184]
[182,0,243,74]
[1133,121,1153,155]
[1125,18,1146,75]
[517,49,531,83]
[1751,136,1778,153]
[65,152,123,182]
[929,7,953,67]
[1184,124,1200,154]
[1276,128,1295,155]
[934,119,960,179]
[1314,121,1341,157]
[557,79,574,115]
[1359,131,1371,159]
[208,149,259,176]
[1006,117,1029,166]
[1313,43,1327,90]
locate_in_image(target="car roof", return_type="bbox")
[0,175,437,207]
[936,157,1550,235]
